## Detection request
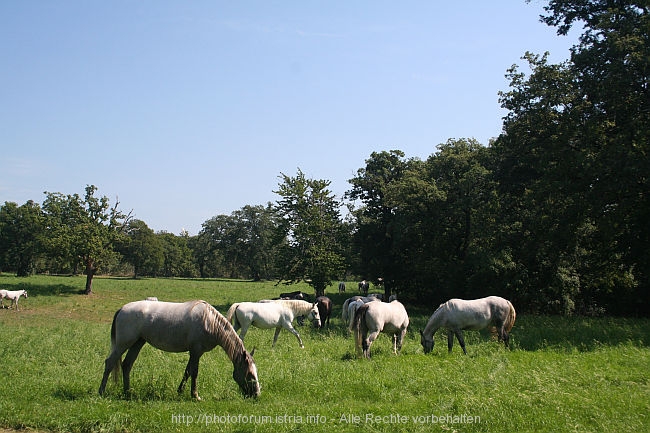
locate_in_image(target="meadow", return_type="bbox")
[0,274,648,433]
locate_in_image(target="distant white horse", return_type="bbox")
[341,295,382,325]
[0,289,28,311]
[227,300,320,348]
[350,300,410,358]
[99,300,260,400]
[419,296,516,354]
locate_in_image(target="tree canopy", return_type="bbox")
[1,1,648,315]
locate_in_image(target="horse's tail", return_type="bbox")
[504,300,516,334]
[110,308,122,383]
[351,304,369,355]
[341,298,350,323]
[226,303,241,326]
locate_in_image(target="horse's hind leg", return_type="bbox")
[238,324,249,341]
[121,339,146,396]
[99,349,123,396]
[395,328,407,354]
[498,324,510,348]
[364,330,380,358]
[272,327,282,347]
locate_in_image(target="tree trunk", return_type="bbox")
[84,258,95,295]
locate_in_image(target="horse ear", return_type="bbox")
[250,347,256,357]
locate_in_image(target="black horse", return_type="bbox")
[278,290,310,301]
[358,280,369,296]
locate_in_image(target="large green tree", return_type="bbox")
[197,204,279,280]
[42,185,131,294]
[346,150,412,297]
[119,219,163,278]
[274,169,345,297]
[157,231,197,278]
[230,204,281,280]
[0,200,45,276]
[491,0,650,314]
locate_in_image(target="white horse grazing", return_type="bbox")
[350,300,410,359]
[0,289,28,310]
[419,296,516,354]
[341,295,382,325]
[99,300,260,400]
[227,300,320,348]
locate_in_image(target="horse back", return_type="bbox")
[446,297,511,330]
[236,302,287,328]
[115,300,213,353]
[366,301,409,331]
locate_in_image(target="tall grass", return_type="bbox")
[0,274,648,432]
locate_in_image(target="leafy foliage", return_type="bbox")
[41,185,131,293]
[274,169,346,296]
[1,1,648,314]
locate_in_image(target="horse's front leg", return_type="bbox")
[454,330,467,355]
[283,323,304,348]
[179,352,202,400]
[447,330,454,352]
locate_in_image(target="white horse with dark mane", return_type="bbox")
[227,300,320,348]
[99,300,260,400]
[350,300,409,358]
[419,296,516,354]
[0,289,28,310]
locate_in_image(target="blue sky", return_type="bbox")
[1,1,579,235]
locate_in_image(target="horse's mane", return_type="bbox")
[271,299,313,314]
[422,302,448,335]
[197,301,245,362]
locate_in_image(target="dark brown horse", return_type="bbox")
[315,296,332,329]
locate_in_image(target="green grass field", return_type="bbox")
[0,274,648,432]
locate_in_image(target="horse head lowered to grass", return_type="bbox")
[420,296,516,355]
[99,300,260,400]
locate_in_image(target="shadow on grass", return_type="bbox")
[0,281,83,297]
[512,315,650,352]
[53,385,92,401]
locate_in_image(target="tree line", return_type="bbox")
[1,1,648,315]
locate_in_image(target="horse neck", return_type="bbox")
[423,305,446,337]
[203,304,246,363]
[282,300,311,316]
